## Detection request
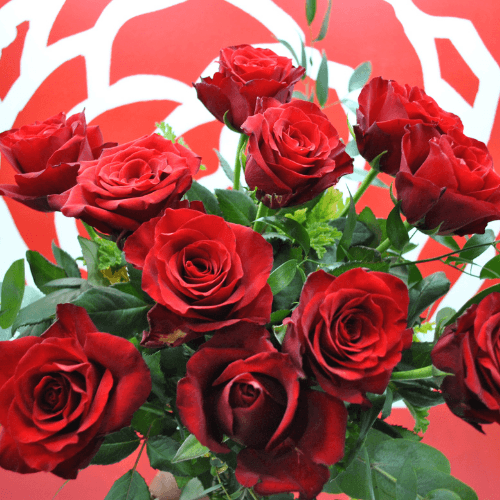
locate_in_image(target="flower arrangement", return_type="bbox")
[1,3,499,500]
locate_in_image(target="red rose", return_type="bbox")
[354,77,463,175]
[0,304,151,479]
[241,98,353,209]
[395,124,500,235]
[176,325,347,499]
[431,293,500,432]
[283,269,412,405]
[50,133,201,235]
[0,111,112,211]
[123,207,273,346]
[194,44,305,132]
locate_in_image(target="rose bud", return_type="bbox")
[50,133,201,235]
[432,292,500,432]
[0,304,151,479]
[242,98,353,209]
[283,268,413,405]
[176,326,347,499]
[194,44,305,132]
[395,123,500,236]
[0,111,113,211]
[123,207,273,345]
[354,76,463,175]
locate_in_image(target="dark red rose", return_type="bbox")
[194,44,305,132]
[283,268,412,405]
[123,207,273,346]
[0,304,151,479]
[176,325,347,499]
[395,123,500,235]
[354,76,463,175]
[0,111,112,211]
[50,133,201,235]
[241,98,353,209]
[431,293,500,432]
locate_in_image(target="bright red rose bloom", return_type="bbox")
[354,76,463,175]
[123,207,273,346]
[395,124,500,235]
[0,304,151,479]
[50,133,201,235]
[431,293,500,432]
[241,98,353,209]
[194,44,305,132]
[176,325,347,499]
[283,269,412,405]
[0,111,112,211]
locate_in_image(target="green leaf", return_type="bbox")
[313,0,332,41]
[276,39,300,66]
[223,110,241,133]
[172,434,210,463]
[104,470,150,500]
[480,253,500,279]
[186,179,222,215]
[213,148,234,182]
[273,323,288,344]
[72,287,150,336]
[406,400,430,434]
[460,230,495,261]
[43,277,86,288]
[387,204,410,251]
[270,309,290,324]
[292,90,309,100]
[11,288,80,334]
[143,351,169,403]
[26,250,67,294]
[431,235,460,252]
[316,50,329,107]
[131,404,176,437]
[407,272,450,327]
[348,61,372,92]
[414,469,477,500]
[268,259,298,295]
[90,427,140,465]
[78,236,109,286]
[336,445,372,499]
[396,457,418,500]
[339,191,357,250]
[147,435,211,477]
[259,216,310,254]
[425,489,462,500]
[52,241,81,278]
[345,140,359,157]
[300,39,307,72]
[0,259,25,329]
[215,188,257,226]
[180,478,222,500]
[306,0,317,24]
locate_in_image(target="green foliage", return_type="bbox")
[104,470,151,500]
[0,259,25,329]
[91,427,140,465]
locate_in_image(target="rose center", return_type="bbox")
[39,375,68,412]
[230,382,260,408]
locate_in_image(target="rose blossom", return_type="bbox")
[194,44,305,132]
[241,98,353,209]
[0,304,151,479]
[0,111,112,211]
[431,293,500,431]
[50,133,201,235]
[354,76,463,175]
[283,268,413,405]
[176,325,347,499]
[123,207,273,346]
[395,123,500,235]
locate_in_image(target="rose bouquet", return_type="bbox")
[1,4,500,500]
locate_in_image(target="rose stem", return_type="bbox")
[375,220,413,253]
[338,167,379,218]
[233,133,249,191]
[253,202,270,233]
